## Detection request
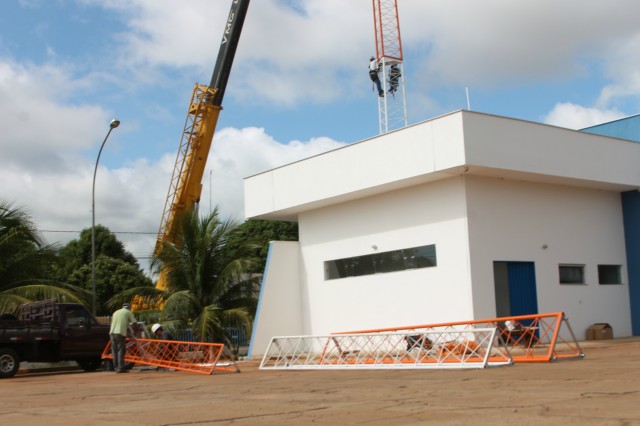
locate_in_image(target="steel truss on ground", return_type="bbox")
[260,327,512,370]
[102,337,239,375]
[340,312,585,363]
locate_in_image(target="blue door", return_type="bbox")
[507,261,539,316]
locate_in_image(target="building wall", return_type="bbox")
[296,176,474,336]
[245,111,640,223]
[248,241,302,358]
[462,112,640,188]
[249,169,633,359]
[465,175,632,337]
[244,112,467,221]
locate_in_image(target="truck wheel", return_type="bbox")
[77,358,102,372]
[0,348,20,379]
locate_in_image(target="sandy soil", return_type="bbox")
[1,338,639,426]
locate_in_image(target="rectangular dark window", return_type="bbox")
[324,244,437,280]
[598,265,622,285]
[559,264,585,284]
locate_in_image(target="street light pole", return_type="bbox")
[91,118,120,316]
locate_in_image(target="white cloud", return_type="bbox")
[207,126,346,220]
[543,102,625,130]
[0,59,111,172]
[597,33,640,108]
[404,1,640,87]
[0,44,347,274]
[0,54,346,269]
[79,0,640,118]
[85,0,375,105]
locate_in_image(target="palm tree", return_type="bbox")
[0,199,88,314]
[113,206,259,343]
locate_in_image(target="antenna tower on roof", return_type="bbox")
[372,0,408,134]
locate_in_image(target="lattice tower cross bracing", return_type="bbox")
[372,0,408,134]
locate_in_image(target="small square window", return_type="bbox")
[559,264,585,284]
[598,265,622,285]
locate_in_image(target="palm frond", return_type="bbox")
[191,304,224,342]
[0,199,45,247]
[161,290,200,323]
[2,283,88,305]
[150,205,260,343]
[0,293,32,315]
[220,307,252,336]
[107,286,166,311]
[131,310,162,326]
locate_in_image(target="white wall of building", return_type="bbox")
[244,112,467,221]
[296,177,474,336]
[462,113,640,189]
[248,241,302,358]
[245,111,640,222]
[465,175,632,337]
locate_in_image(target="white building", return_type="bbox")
[243,110,640,358]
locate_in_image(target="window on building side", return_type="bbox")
[559,264,585,284]
[598,265,622,285]
[324,244,437,280]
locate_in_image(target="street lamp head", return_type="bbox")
[110,119,120,129]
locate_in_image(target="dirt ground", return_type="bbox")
[1,338,640,426]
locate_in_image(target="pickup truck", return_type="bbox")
[0,299,110,378]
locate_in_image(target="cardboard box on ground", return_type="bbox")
[586,323,613,340]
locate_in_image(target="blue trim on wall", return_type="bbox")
[622,190,640,336]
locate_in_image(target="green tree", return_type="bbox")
[111,207,259,343]
[54,225,140,280]
[0,199,88,314]
[229,219,298,274]
[66,256,153,315]
[55,225,152,316]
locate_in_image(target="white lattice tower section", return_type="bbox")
[260,328,511,370]
[372,0,407,134]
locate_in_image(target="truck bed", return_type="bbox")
[0,320,60,342]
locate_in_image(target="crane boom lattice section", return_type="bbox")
[156,84,220,251]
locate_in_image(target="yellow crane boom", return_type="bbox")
[155,0,250,290]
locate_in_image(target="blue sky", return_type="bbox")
[2,0,639,271]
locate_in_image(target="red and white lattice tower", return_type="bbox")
[372,0,407,134]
